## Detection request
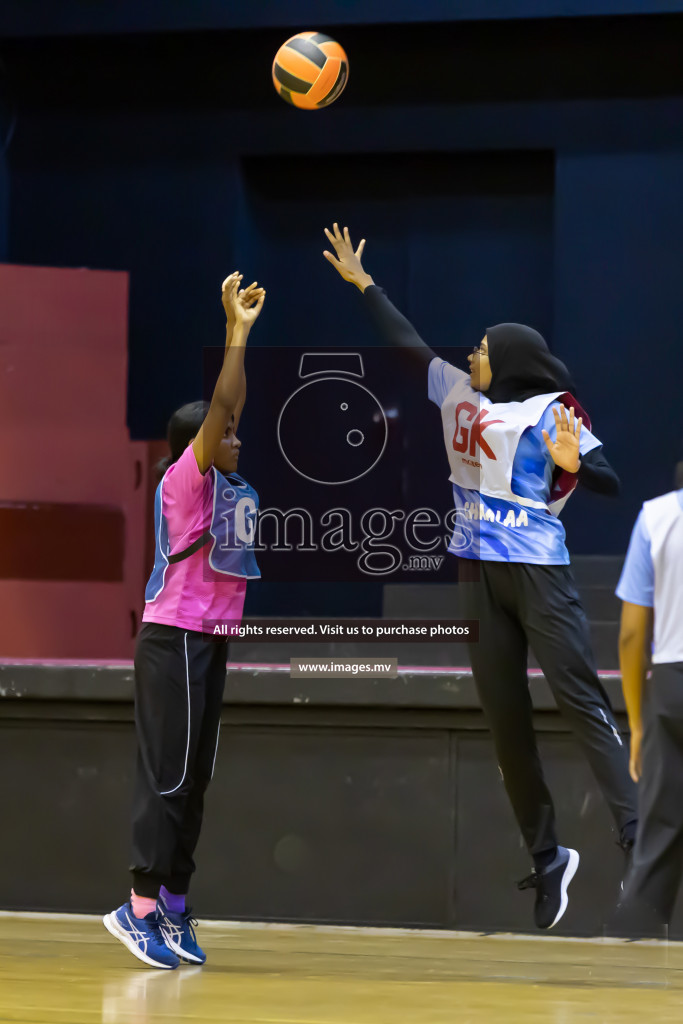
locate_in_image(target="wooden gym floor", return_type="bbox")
[2,914,683,1023]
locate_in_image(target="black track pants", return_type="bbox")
[620,663,683,925]
[129,622,228,897]
[456,558,638,861]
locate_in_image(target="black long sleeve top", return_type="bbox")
[362,284,620,497]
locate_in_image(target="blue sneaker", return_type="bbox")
[157,895,207,965]
[517,847,580,929]
[103,902,180,969]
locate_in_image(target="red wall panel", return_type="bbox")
[0,264,149,658]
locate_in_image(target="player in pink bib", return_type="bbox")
[104,272,265,969]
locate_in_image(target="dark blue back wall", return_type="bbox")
[0,62,11,259]
[554,153,683,551]
[2,0,683,35]
[2,11,683,562]
[0,151,7,259]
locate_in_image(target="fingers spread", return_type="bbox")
[356,239,366,258]
[559,404,568,430]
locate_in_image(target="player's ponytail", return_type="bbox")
[154,454,173,480]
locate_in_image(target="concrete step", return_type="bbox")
[228,638,471,668]
[383,581,621,623]
[569,555,625,588]
[528,622,620,671]
[229,620,620,670]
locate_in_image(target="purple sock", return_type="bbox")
[160,885,186,914]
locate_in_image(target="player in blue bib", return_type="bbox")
[324,223,638,931]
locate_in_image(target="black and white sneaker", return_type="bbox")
[518,847,580,929]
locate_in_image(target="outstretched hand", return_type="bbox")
[222,273,266,328]
[236,280,266,324]
[323,223,374,292]
[542,404,582,473]
[222,271,242,324]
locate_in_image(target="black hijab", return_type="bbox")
[485,323,575,404]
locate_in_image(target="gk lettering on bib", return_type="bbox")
[440,374,584,516]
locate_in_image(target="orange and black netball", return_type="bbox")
[272,32,349,110]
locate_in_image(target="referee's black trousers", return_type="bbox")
[129,622,229,898]
[456,558,638,863]
[620,663,683,926]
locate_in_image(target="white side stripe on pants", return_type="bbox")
[160,632,192,795]
[599,706,623,747]
[211,720,221,781]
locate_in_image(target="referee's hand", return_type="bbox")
[629,728,643,783]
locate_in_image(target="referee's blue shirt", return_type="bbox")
[616,490,683,607]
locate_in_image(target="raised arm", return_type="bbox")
[323,223,437,370]
[192,273,265,475]
[224,278,246,431]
